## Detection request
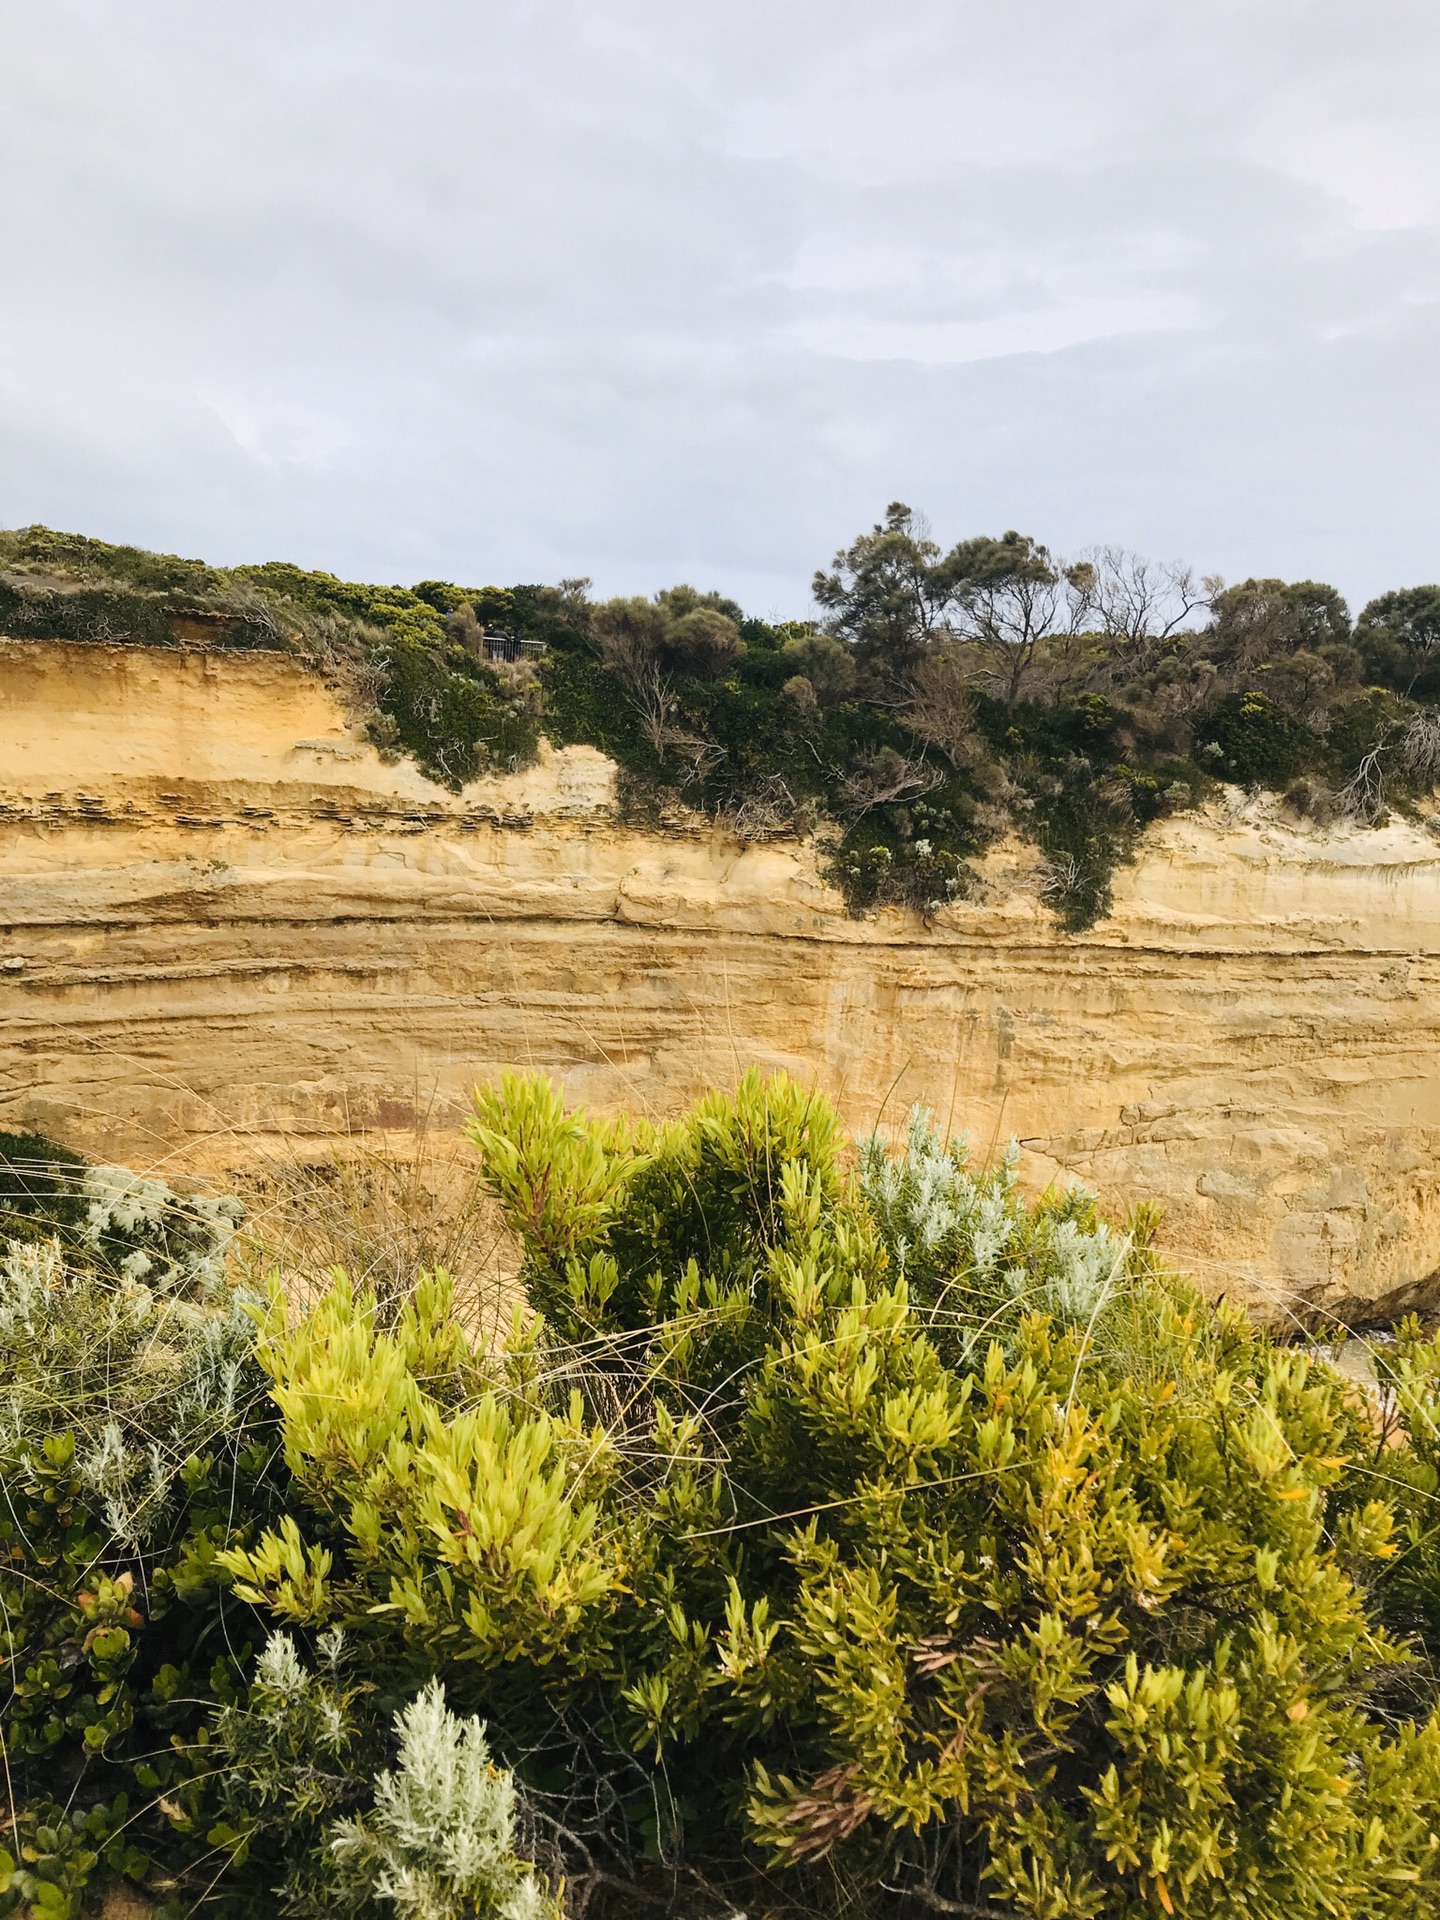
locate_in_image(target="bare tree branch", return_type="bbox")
[1079,545,1214,658]
[837,746,943,820]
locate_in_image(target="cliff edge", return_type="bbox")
[4,636,1439,1325]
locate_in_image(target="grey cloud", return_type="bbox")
[1,0,1437,610]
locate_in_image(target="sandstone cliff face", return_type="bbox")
[3,636,1440,1325]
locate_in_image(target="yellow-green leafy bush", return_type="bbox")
[215,1074,1440,1918]
[9,1081,1440,1916]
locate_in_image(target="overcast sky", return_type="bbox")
[3,2,1438,615]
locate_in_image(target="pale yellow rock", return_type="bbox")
[4,637,1440,1325]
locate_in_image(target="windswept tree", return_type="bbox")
[812,502,954,688]
[1208,577,1352,671]
[1077,545,1217,659]
[815,507,1093,706]
[1357,583,1440,696]
[589,586,743,769]
[942,529,1092,706]
[589,596,675,753]
[778,629,859,706]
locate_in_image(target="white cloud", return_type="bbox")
[785,293,1203,367]
[200,393,357,471]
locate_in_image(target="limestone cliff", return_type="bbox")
[3,636,1439,1325]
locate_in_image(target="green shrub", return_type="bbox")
[213,1075,1440,1918]
[0,525,226,596]
[0,1127,88,1242]
[380,639,541,788]
[1198,691,1317,787]
[12,1084,1440,1913]
[0,1248,277,1918]
[0,579,179,647]
[0,1231,554,1920]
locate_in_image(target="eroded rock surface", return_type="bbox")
[4,637,1440,1324]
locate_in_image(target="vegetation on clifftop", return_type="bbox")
[8,1089,1440,1917]
[4,516,1440,927]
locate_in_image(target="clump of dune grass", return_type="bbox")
[229,1103,522,1343]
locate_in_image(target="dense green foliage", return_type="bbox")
[9,1089,1440,1916]
[0,1142,551,1920]
[4,513,1440,926]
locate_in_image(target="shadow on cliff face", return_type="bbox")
[1318,1269,1440,1335]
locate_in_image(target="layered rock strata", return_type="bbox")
[3,637,1440,1324]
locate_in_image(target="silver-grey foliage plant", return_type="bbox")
[0,1228,258,1544]
[858,1104,1125,1326]
[330,1679,555,1920]
[80,1162,243,1293]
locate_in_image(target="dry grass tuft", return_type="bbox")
[229,1115,522,1343]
